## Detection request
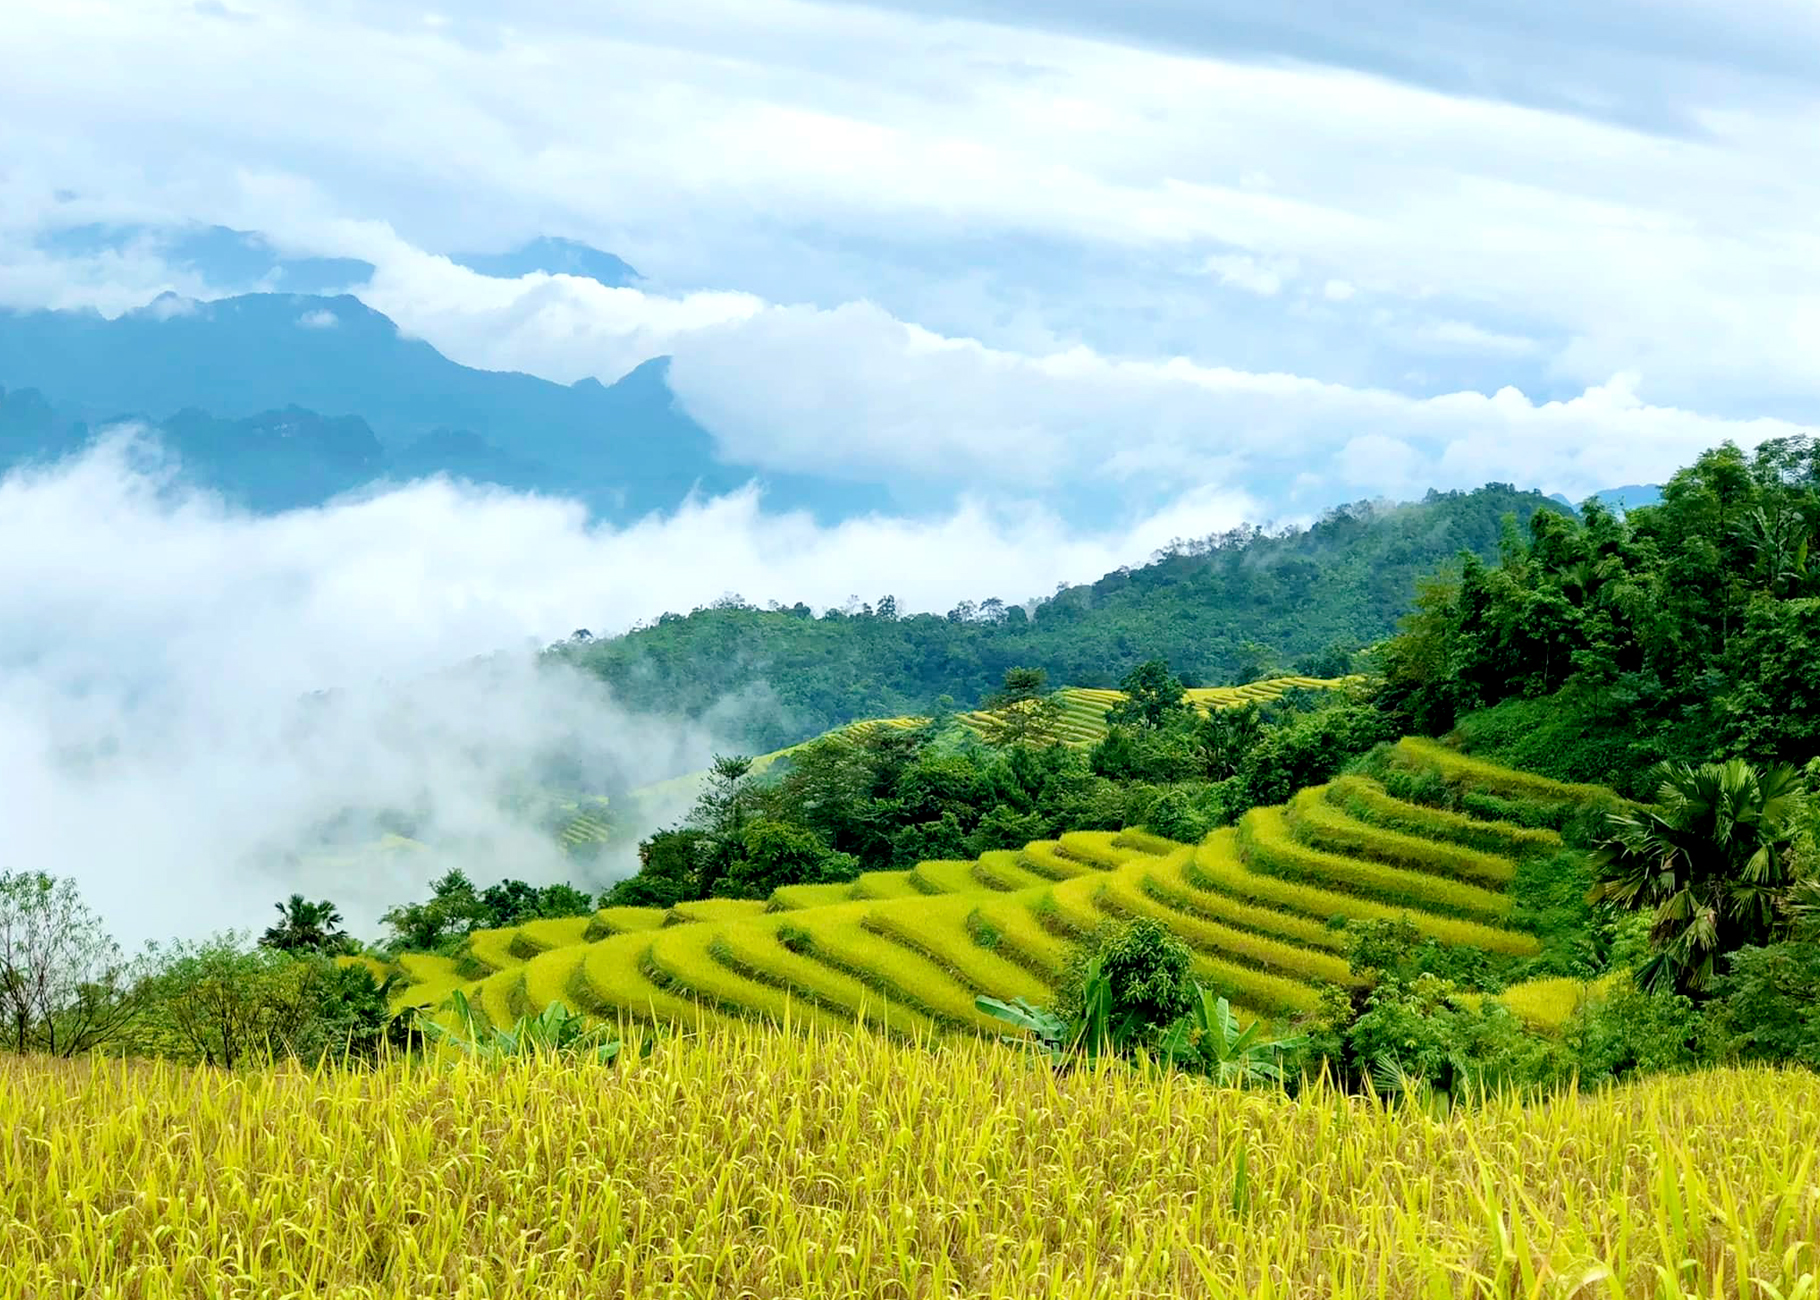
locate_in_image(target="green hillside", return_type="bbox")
[388,737,1602,1039]
[554,484,1568,752]
[633,674,1358,814]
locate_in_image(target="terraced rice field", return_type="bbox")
[411,740,1592,1037]
[630,676,1363,815]
[952,675,1365,747]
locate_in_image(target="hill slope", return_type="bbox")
[556,483,1571,751]
[0,295,876,519]
[386,738,1606,1039]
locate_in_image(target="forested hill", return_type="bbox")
[552,483,1566,751]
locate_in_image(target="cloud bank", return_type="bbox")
[0,434,1258,946]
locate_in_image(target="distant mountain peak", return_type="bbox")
[37,222,375,294]
[452,236,640,288]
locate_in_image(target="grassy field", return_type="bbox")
[391,741,1594,1037]
[3,1027,1815,1298]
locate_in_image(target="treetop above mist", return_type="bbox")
[551,481,1568,751]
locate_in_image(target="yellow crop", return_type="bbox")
[1324,775,1564,856]
[1240,807,1515,922]
[766,881,859,911]
[848,869,923,899]
[1094,865,1357,987]
[461,925,522,974]
[583,905,669,940]
[11,1026,1811,1299]
[1019,840,1097,880]
[1191,832,1540,956]
[1056,830,1144,869]
[1393,736,1609,803]
[861,894,1051,1002]
[665,897,769,925]
[907,858,981,894]
[972,849,1051,891]
[712,912,936,1037]
[511,914,593,955]
[572,933,723,1026]
[645,922,854,1033]
[1285,787,1517,885]
[965,894,1073,980]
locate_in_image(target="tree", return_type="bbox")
[1195,702,1263,779]
[1592,759,1806,992]
[717,819,859,899]
[259,894,349,954]
[976,666,1064,746]
[381,869,484,951]
[1107,659,1188,731]
[603,829,708,908]
[142,936,320,1068]
[0,871,147,1057]
[691,755,755,897]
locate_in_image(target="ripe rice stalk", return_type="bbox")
[972,850,1052,892]
[644,922,854,1033]
[1284,788,1518,886]
[3,1033,1814,1298]
[1392,736,1608,804]
[908,859,983,895]
[1093,867,1356,987]
[583,906,669,941]
[1191,831,1540,957]
[859,895,1051,1002]
[1238,808,1515,923]
[1323,776,1564,857]
[765,882,859,912]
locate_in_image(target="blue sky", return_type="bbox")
[1,0,1815,519]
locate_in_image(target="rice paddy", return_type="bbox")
[629,675,1362,816]
[7,1027,1815,1299]
[415,743,1594,1050]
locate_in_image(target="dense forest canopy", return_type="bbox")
[1380,437,1820,795]
[551,483,1567,751]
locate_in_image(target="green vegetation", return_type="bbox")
[10,440,1820,1294]
[554,483,1566,751]
[1380,437,1820,792]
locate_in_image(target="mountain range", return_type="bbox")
[3,223,1651,523]
[1,230,878,518]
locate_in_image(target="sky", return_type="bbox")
[1,0,1816,940]
[2,0,1816,516]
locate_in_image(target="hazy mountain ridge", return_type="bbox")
[0,289,877,518]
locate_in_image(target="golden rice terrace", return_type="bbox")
[393,738,1611,1038]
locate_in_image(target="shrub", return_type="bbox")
[1562,982,1704,1083]
[1144,789,1212,845]
[1704,941,1820,1068]
[1054,917,1194,1038]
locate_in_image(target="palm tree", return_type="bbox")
[1592,759,1805,992]
[259,894,348,954]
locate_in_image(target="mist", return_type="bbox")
[0,434,1258,947]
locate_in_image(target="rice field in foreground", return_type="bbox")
[393,739,1602,1037]
[3,1028,1816,1299]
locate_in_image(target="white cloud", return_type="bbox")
[6,0,1820,415]
[1204,252,1291,297]
[0,433,1259,945]
[1323,279,1355,301]
[297,307,338,328]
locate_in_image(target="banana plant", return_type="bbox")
[1159,985,1301,1087]
[976,959,1145,1065]
[425,991,621,1065]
